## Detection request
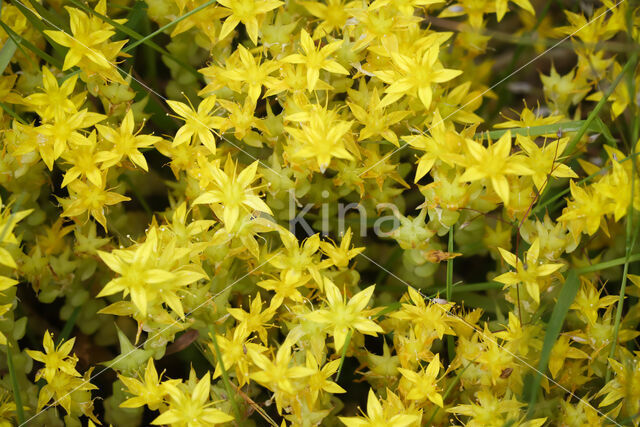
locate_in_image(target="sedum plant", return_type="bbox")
[0,0,639,426]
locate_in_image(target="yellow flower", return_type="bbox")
[36,109,105,170]
[119,358,178,411]
[249,342,314,412]
[167,95,221,155]
[60,131,103,188]
[305,279,383,352]
[285,102,354,172]
[557,180,610,238]
[227,293,275,344]
[403,110,466,182]
[24,67,83,121]
[209,325,267,387]
[495,0,534,22]
[303,352,346,405]
[95,109,162,171]
[494,238,563,304]
[377,45,461,109]
[44,0,127,82]
[347,87,409,147]
[151,372,234,426]
[319,227,364,269]
[448,389,540,427]
[192,158,272,231]
[26,331,80,384]
[217,0,283,45]
[517,135,577,191]
[97,227,207,317]
[339,388,420,427]
[269,232,327,286]
[300,0,356,37]
[460,131,533,206]
[598,356,640,417]
[36,368,99,420]
[0,198,32,294]
[283,30,349,91]
[390,287,455,342]
[398,353,443,406]
[217,44,279,104]
[257,269,309,307]
[59,179,130,231]
[548,335,589,379]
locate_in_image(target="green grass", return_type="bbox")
[525,269,579,418]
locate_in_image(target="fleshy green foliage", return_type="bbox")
[0,0,639,426]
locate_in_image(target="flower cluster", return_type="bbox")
[0,0,639,426]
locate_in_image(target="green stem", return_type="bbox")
[562,54,637,157]
[335,329,353,382]
[0,102,26,124]
[446,227,455,359]
[0,21,63,68]
[57,307,81,345]
[208,326,242,421]
[575,253,640,274]
[122,0,217,53]
[475,120,586,141]
[606,50,639,382]
[6,342,25,424]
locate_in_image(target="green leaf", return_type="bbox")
[10,0,67,58]
[0,21,63,68]
[0,101,26,123]
[0,38,17,74]
[526,270,580,417]
[476,121,587,141]
[6,342,25,424]
[446,227,455,359]
[575,253,640,274]
[593,117,617,146]
[335,329,353,382]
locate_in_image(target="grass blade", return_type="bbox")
[57,306,81,345]
[25,0,66,30]
[606,52,639,381]
[446,227,455,359]
[0,101,26,123]
[525,269,580,417]
[475,121,586,141]
[561,54,637,157]
[335,329,353,382]
[0,37,17,73]
[575,253,640,274]
[122,0,217,53]
[6,342,25,424]
[0,21,63,68]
